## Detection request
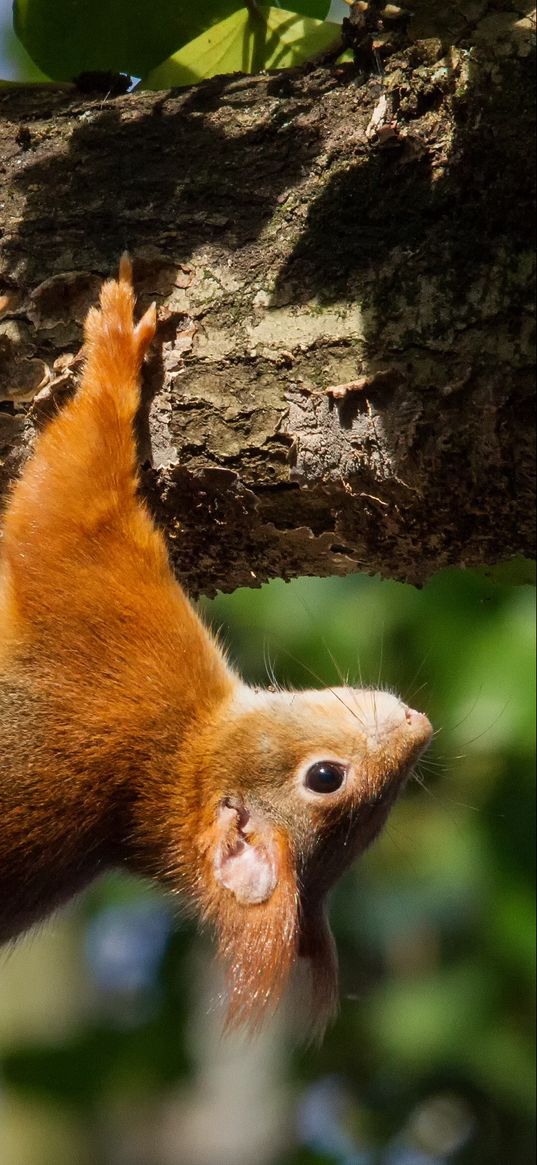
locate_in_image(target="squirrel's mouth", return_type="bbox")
[296,783,406,916]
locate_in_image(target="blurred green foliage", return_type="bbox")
[0,569,535,1165]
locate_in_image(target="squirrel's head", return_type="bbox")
[183,684,432,1033]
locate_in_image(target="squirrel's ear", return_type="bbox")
[197,798,299,1029]
[210,797,279,905]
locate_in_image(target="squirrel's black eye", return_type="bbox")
[304,761,346,794]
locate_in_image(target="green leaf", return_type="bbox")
[13,0,242,82]
[144,6,340,90]
[0,15,52,83]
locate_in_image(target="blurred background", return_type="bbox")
[0,568,535,1165]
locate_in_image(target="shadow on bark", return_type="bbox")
[2,71,322,283]
[274,53,535,304]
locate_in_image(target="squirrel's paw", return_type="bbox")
[84,254,157,372]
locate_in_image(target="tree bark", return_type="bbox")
[0,5,535,594]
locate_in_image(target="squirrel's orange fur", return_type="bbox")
[0,260,431,1032]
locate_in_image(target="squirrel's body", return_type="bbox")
[0,260,431,1030]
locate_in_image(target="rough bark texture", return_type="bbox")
[0,3,535,594]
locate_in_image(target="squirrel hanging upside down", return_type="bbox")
[0,258,432,1032]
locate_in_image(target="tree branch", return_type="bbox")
[0,10,535,593]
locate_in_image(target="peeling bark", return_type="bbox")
[0,5,535,593]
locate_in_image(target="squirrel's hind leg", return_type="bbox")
[81,253,157,421]
[2,258,160,615]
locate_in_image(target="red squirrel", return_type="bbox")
[0,258,432,1032]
